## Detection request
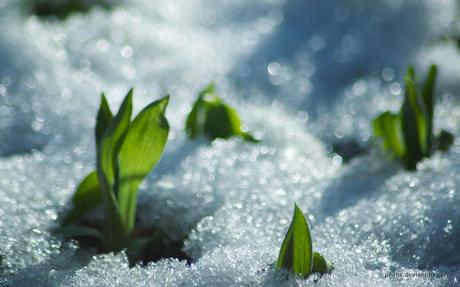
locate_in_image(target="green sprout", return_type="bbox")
[276,203,333,278]
[373,65,454,170]
[185,83,259,142]
[59,89,170,259]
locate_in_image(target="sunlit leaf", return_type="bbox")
[117,96,170,233]
[97,89,133,251]
[62,171,101,225]
[372,112,405,158]
[276,203,313,278]
[98,89,133,187]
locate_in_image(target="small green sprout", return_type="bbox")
[276,203,333,278]
[373,65,454,170]
[185,83,259,142]
[60,89,170,258]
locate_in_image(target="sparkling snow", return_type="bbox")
[1,0,460,286]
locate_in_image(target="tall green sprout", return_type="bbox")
[60,89,170,257]
[373,65,454,170]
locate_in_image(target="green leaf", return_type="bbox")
[185,83,216,139]
[98,89,133,187]
[203,101,239,139]
[95,93,113,149]
[185,83,258,142]
[312,252,334,274]
[97,89,133,251]
[401,71,426,170]
[56,225,104,242]
[62,171,101,225]
[276,203,313,278]
[117,96,170,234]
[421,65,437,153]
[436,129,454,152]
[373,65,453,170]
[372,112,405,158]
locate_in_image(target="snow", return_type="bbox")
[1,0,460,286]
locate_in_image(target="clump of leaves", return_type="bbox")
[276,203,333,278]
[373,65,454,170]
[23,0,116,19]
[185,83,259,142]
[59,89,171,262]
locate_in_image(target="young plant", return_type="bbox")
[276,203,333,278]
[373,65,454,170]
[60,89,170,259]
[185,83,259,142]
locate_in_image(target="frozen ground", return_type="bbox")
[1,0,460,286]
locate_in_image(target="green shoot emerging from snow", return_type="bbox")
[60,89,170,259]
[373,65,454,170]
[185,83,259,142]
[276,203,333,278]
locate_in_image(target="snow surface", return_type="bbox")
[1,0,460,286]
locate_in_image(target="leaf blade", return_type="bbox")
[422,65,437,153]
[98,89,133,187]
[312,252,334,274]
[96,89,133,251]
[372,112,405,158]
[186,83,258,142]
[117,95,170,233]
[276,203,313,278]
[401,72,426,170]
[185,83,215,138]
[95,93,113,149]
[62,171,101,225]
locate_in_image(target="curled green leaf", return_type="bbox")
[185,83,259,142]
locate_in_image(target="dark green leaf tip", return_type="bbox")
[96,93,114,148]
